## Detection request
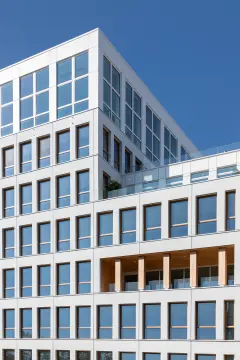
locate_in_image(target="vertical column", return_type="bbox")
[216,300,224,340]
[138,257,145,290]
[218,248,227,286]
[115,259,122,292]
[190,251,198,287]
[163,254,171,289]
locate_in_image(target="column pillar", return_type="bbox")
[115,259,122,292]
[218,248,227,286]
[190,251,198,287]
[138,257,145,290]
[163,254,171,289]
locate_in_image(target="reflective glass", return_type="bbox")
[58,307,70,338]
[103,56,111,82]
[58,175,70,208]
[36,67,49,92]
[1,104,13,126]
[121,209,136,244]
[58,131,70,163]
[78,306,91,338]
[39,265,51,296]
[75,77,88,101]
[58,219,70,252]
[126,82,132,106]
[21,226,32,256]
[144,355,161,360]
[98,305,112,339]
[20,97,33,119]
[21,268,32,297]
[39,223,51,254]
[39,308,50,338]
[21,184,32,214]
[78,261,91,294]
[4,269,15,298]
[57,83,72,107]
[4,350,15,360]
[57,59,72,84]
[197,302,216,339]
[112,66,120,93]
[78,216,91,249]
[57,351,70,360]
[4,188,14,217]
[20,74,33,97]
[36,91,49,114]
[39,351,50,360]
[58,264,70,295]
[5,309,15,338]
[170,303,187,339]
[4,229,14,258]
[98,352,112,360]
[77,352,91,360]
[99,213,113,246]
[21,309,32,338]
[169,356,187,360]
[78,171,90,203]
[145,205,161,241]
[1,82,13,104]
[78,125,89,158]
[120,354,136,360]
[75,52,88,77]
[39,180,50,211]
[144,304,160,339]
[21,350,32,360]
[121,305,136,339]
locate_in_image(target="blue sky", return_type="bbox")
[0,0,239,150]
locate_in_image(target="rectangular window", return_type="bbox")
[144,204,161,241]
[196,302,216,339]
[0,81,13,136]
[20,225,32,256]
[164,127,178,164]
[4,187,14,217]
[181,146,191,161]
[98,212,113,246]
[57,307,70,338]
[78,170,90,203]
[120,354,136,360]
[169,356,187,360]
[166,176,183,187]
[21,308,32,338]
[125,148,132,173]
[38,136,50,168]
[38,265,51,296]
[120,304,136,339]
[77,352,91,360]
[103,127,110,161]
[197,195,217,234]
[146,105,160,162]
[146,270,163,290]
[21,183,32,214]
[98,305,112,339]
[225,301,234,340]
[191,171,209,183]
[144,304,161,339]
[98,352,112,360]
[124,274,138,291]
[57,130,70,163]
[77,124,89,158]
[38,308,51,338]
[198,266,218,287]
[21,267,32,297]
[77,261,91,294]
[169,303,187,339]
[135,157,142,171]
[224,356,234,360]
[3,147,14,176]
[57,263,70,295]
[3,228,15,258]
[217,165,237,178]
[78,215,91,249]
[57,219,70,252]
[103,172,110,199]
[21,350,32,360]
[57,351,70,360]
[38,351,50,360]
[228,264,234,285]
[114,137,121,171]
[144,355,160,360]
[125,83,141,148]
[38,179,51,211]
[77,306,91,339]
[4,309,15,338]
[120,208,136,244]
[4,269,15,298]
[171,268,190,289]
[38,222,51,254]
[4,350,15,360]
[20,142,32,173]
[170,200,188,237]
[226,191,235,231]
[57,175,70,208]
[196,357,216,360]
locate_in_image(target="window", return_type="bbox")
[98,212,113,246]
[170,200,188,237]
[0,81,13,135]
[114,137,121,171]
[144,304,161,339]
[144,355,160,360]
[120,208,136,244]
[78,215,91,248]
[20,350,32,360]
[20,142,32,173]
[226,192,235,231]
[169,356,187,360]
[57,219,70,252]
[4,187,14,217]
[38,222,51,254]
[4,350,15,360]
[3,228,15,258]
[196,357,216,360]
[77,124,89,158]
[169,303,187,339]
[21,308,32,338]
[103,172,110,199]
[125,82,141,148]
[20,225,32,256]
[103,56,121,127]
[4,269,15,298]
[124,274,138,291]
[120,304,136,339]
[166,176,183,187]
[197,195,217,234]
[3,147,14,176]
[120,354,136,360]
[98,305,112,339]
[78,170,90,203]
[171,268,190,289]
[144,204,161,241]
[191,171,209,183]
[21,267,32,297]
[164,127,178,164]
[98,352,112,360]
[146,270,163,290]
[21,184,32,214]
[217,165,237,178]
[225,301,234,340]
[38,308,50,338]
[38,179,51,211]
[57,52,88,119]
[57,175,70,208]
[77,261,91,294]
[38,136,50,168]
[77,306,91,338]
[57,130,70,163]
[4,309,15,338]
[196,302,216,339]
[228,264,234,285]
[125,148,132,173]
[57,263,70,295]
[198,266,218,287]
[181,146,191,161]
[20,68,49,130]
[77,352,91,360]
[224,356,234,360]
[135,157,142,171]
[103,127,110,161]
[57,307,70,338]
[38,265,51,296]
[146,106,160,162]
[57,351,70,360]
[38,351,50,360]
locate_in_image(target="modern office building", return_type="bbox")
[0,28,238,360]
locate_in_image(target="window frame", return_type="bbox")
[4,268,15,298]
[4,309,15,338]
[77,170,90,204]
[77,123,89,158]
[196,301,216,340]
[57,174,70,208]
[38,307,51,338]
[97,305,113,339]
[120,207,136,244]
[38,264,51,296]
[120,304,136,339]
[57,307,70,339]
[114,136,121,171]
[143,303,161,339]
[3,187,15,217]
[57,263,70,295]
[77,306,91,339]
[20,308,32,338]
[20,267,32,297]
[3,228,15,258]
[20,141,32,173]
[169,302,187,339]
[77,261,91,294]
[98,211,113,246]
[20,183,32,215]
[3,146,14,177]
[169,199,188,238]
[38,135,50,168]
[197,194,217,235]
[144,204,161,241]
[226,191,235,231]
[57,129,70,164]
[225,300,234,340]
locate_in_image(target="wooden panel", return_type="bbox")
[115,259,122,292]
[218,248,227,286]
[138,257,145,290]
[163,254,171,289]
[190,251,198,287]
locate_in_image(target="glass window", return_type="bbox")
[4,269,15,298]
[4,350,15,360]
[4,309,15,338]
[114,137,121,171]
[77,352,91,360]
[218,165,237,178]
[57,175,70,208]
[77,261,91,294]
[164,127,178,164]
[38,351,50,360]
[78,170,90,203]
[4,228,15,258]
[103,172,110,199]
[191,171,209,183]
[38,308,50,338]
[196,357,216,360]
[98,212,113,246]
[77,306,91,339]
[57,263,70,295]
[125,148,132,173]
[198,266,218,287]
[144,205,161,241]
[170,200,188,237]
[21,267,32,297]
[121,208,136,244]
[57,219,70,252]
[135,158,142,171]
[20,142,32,173]
[197,195,217,234]
[36,67,49,91]
[103,56,111,82]
[166,176,183,187]
[125,83,141,148]
[57,307,70,338]
[124,274,138,291]
[21,308,32,338]
[98,305,112,339]
[75,51,88,77]
[21,184,32,214]
[78,124,89,158]
[38,136,50,168]
[57,351,70,360]
[1,81,13,104]
[120,304,136,339]
[196,302,216,339]
[225,301,234,340]
[169,356,187,360]
[181,146,191,161]
[146,270,163,290]
[98,352,112,360]
[103,128,110,162]
[224,356,234,360]
[144,354,161,360]
[169,303,187,339]
[120,354,136,360]
[38,265,51,296]
[21,350,32,360]
[144,304,161,339]
[20,225,32,256]
[20,73,33,97]
[226,192,235,231]
[57,58,72,84]
[78,215,91,249]
[3,147,14,177]
[1,82,13,136]
[145,106,161,162]
[38,222,51,254]
[228,264,234,285]
[57,131,70,163]
[4,187,14,217]
[171,268,190,289]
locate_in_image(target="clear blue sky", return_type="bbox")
[0,0,239,150]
